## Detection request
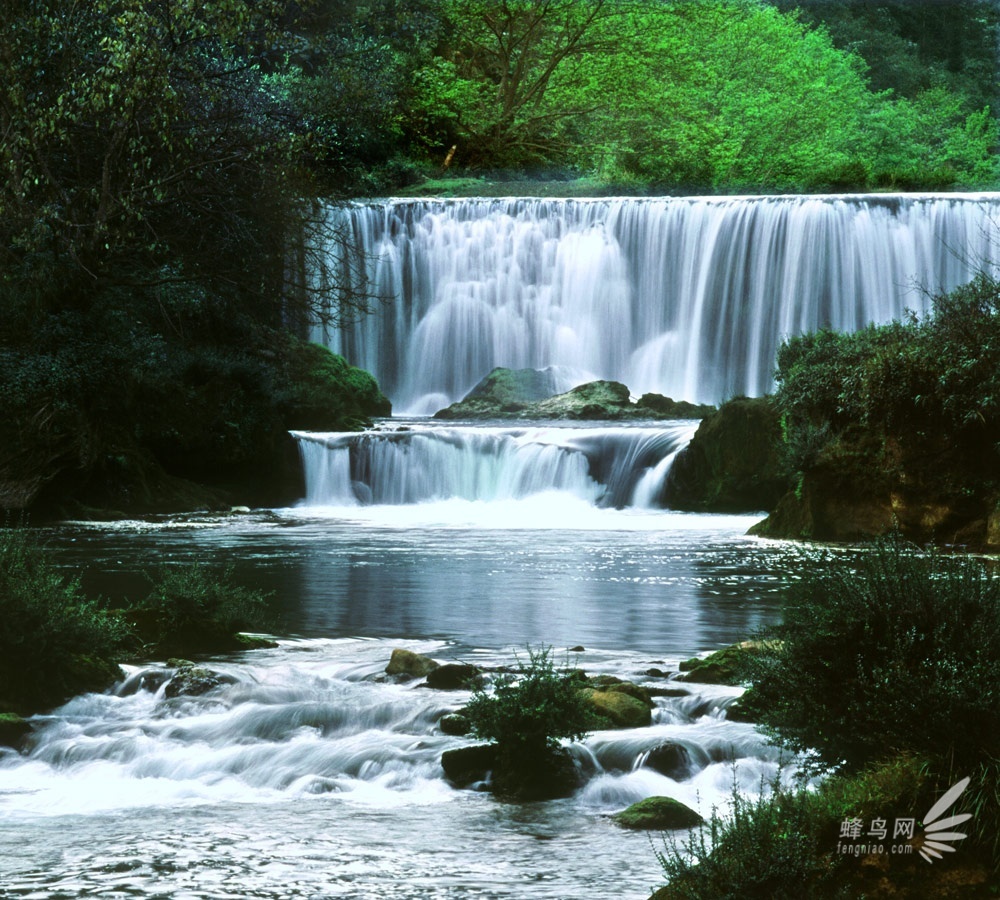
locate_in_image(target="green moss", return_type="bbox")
[282,340,391,430]
[615,796,703,831]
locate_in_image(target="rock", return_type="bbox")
[490,746,582,801]
[441,744,498,787]
[528,380,633,419]
[163,663,235,699]
[0,714,31,750]
[568,645,585,653]
[441,742,582,801]
[433,367,562,419]
[643,742,698,780]
[439,713,471,736]
[635,394,716,419]
[676,641,770,685]
[425,663,482,690]
[613,796,704,830]
[385,649,440,679]
[433,372,717,422]
[579,687,652,728]
[664,396,789,512]
[602,681,654,708]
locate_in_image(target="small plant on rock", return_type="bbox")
[463,645,595,799]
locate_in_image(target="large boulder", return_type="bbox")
[527,380,633,419]
[433,367,562,419]
[579,687,652,728]
[663,396,788,512]
[163,662,236,699]
[441,743,581,800]
[385,649,440,679]
[614,796,703,830]
[434,372,715,421]
[677,641,768,685]
[425,663,482,690]
[441,744,498,787]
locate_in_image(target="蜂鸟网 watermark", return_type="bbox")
[837,776,973,864]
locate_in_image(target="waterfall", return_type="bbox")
[310,194,1000,414]
[293,422,697,510]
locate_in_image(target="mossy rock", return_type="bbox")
[663,396,788,512]
[614,796,704,830]
[439,713,471,736]
[284,340,391,430]
[163,663,236,699]
[677,642,766,686]
[434,367,562,419]
[386,648,440,679]
[601,681,654,708]
[579,687,652,728]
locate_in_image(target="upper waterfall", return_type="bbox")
[310,194,1000,414]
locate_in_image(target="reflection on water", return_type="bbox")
[43,509,800,655]
[3,509,824,900]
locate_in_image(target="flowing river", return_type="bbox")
[0,463,813,899]
[5,192,990,897]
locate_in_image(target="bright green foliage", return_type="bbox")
[464,646,595,758]
[0,529,129,712]
[410,0,998,191]
[131,563,274,656]
[408,0,613,166]
[740,536,1000,777]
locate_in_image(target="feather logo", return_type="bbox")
[916,777,973,864]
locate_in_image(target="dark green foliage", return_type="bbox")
[741,537,1000,777]
[0,529,129,712]
[464,646,595,759]
[129,564,274,657]
[656,757,934,899]
[656,778,846,900]
[776,271,1000,487]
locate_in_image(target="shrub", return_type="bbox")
[0,529,129,712]
[741,536,1000,777]
[656,777,846,900]
[130,563,274,656]
[464,645,595,760]
[655,756,939,900]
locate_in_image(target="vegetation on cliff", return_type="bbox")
[752,270,1000,547]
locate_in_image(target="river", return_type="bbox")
[0,467,812,899]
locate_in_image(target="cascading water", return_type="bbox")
[312,194,1000,414]
[292,422,698,513]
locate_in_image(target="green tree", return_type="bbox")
[410,0,614,166]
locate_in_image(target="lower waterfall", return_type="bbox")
[292,421,698,511]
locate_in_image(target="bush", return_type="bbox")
[741,536,1000,777]
[656,776,847,900]
[0,529,129,712]
[655,756,944,900]
[464,646,595,760]
[775,271,1000,475]
[129,564,275,656]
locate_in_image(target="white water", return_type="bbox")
[293,421,699,512]
[312,194,1000,413]
[0,636,790,898]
